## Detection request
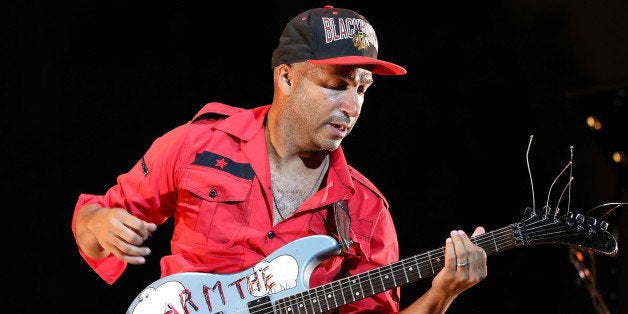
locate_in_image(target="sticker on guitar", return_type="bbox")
[131,255,301,313]
[127,135,624,314]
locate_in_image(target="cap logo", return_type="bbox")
[320,17,379,52]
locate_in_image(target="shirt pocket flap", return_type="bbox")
[182,166,252,202]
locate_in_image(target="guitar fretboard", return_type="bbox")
[271,225,518,314]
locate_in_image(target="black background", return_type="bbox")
[4,0,628,313]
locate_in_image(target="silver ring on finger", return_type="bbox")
[456,261,469,267]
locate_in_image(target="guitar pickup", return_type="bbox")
[248,295,271,311]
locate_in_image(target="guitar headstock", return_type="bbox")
[516,206,618,256]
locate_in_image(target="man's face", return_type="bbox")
[283,62,374,152]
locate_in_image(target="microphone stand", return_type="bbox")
[569,247,610,314]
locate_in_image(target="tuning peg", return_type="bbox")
[565,212,575,227]
[575,213,585,224]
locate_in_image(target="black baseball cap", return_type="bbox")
[271,6,407,76]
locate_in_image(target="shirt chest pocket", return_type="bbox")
[179,166,254,247]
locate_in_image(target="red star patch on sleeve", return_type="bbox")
[215,158,227,169]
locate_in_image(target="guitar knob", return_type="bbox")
[599,220,609,231]
[586,217,597,226]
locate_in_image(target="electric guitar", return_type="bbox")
[126,207,618,314]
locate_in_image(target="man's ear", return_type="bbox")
[275,64,293,94]
[284,72,292,86]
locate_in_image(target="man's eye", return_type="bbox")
[328,83,347,90]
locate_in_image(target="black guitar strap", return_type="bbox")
[332,200,353,252]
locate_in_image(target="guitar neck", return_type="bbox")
[275,224,519,313]
[127,207,617,314]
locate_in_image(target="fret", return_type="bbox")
[387,263,397,290]
[323,283,334,312]
[417,253,432,278]
[346,275,357,302]
[347,276,362,301]
[381,264,392,291]
[277,296,290,314]
[374,265,386,293]
[338,276,353,304]
[409,258,419,282]
[400,258,410,284]
[286,292,306,314]
[354,275,365,301]
[304,287,321,313]
[491,231,499,252]
[362,269,375,297]
[427,250,435,275]
[413,255,422,279]
[334,278,344,308]
[289,292,301,314]
[272,297,283,314]
[309,288,321,313]
[296,295,308,314]
[376,264,389,292]
[317,282,333,312]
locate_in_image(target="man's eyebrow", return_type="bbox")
[337,70,374,85]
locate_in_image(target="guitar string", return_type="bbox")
[250,221,579,313]
[128,215,598,313]
[332,223,588,310]
[258,223,592,311]
[261,219,597,313]
[257,228,519,313]
[339,230,516,287]
[332,233,516,298]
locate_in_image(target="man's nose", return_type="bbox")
[339,90,361,117]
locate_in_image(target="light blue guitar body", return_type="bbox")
[127,235,341,314]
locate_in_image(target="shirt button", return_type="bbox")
[209,189,218,198]
[267,231,275,239]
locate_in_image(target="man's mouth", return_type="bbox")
[330,122,349,132]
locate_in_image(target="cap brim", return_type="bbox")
[308,56,407,76]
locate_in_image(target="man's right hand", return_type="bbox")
[75,203,157,264]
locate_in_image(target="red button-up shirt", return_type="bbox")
[72,102,401,312]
